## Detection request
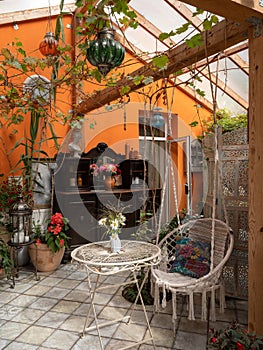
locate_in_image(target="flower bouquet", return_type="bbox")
[98,206,126,253]
[90,162,121,176]
[208,321,263,350]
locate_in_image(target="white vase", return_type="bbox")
[110,234,121,253]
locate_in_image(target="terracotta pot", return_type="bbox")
[28,243,65,272]
[104,175,115,190]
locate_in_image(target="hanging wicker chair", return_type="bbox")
[151,217,234,328]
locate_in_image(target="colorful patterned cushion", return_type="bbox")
[169,237,211,278]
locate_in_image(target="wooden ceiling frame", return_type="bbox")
[76,19,249,114]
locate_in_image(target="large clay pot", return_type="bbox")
[104,175,115,190]
[28,243,65,272]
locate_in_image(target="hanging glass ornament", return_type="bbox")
[39,32,58,57]
[151,107,165,128]
[86,27,125,76]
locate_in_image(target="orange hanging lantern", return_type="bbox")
[39,32,58,57]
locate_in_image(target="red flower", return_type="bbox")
[59,239,64,246]
[36,238,42,244]
[236,342,244,350]
[211,337,217,343]
[53,225,62,234]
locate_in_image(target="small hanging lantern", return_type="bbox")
[151,107,165,128]
[39,32,59,57]
[9,195,32,244]
[86,27,125,76]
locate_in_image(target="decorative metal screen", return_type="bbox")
[203,128,248,299]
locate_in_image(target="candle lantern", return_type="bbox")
[9,195,32,244]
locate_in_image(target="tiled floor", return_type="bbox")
[0,262,248,350]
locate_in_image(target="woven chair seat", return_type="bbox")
[151,218,234,328]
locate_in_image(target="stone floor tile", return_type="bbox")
[173,330,207,350]
[0,339,10,349]
[64,289,89,303]
[49,269,74,279]
[35,311,70,328]
[0,321,30,340]
[43,287,70,299]
[39,276,64,287]
[24,284,51,296]
[97,305,127,321]
[177,317,207,334]
[16,325,54,345]
[9,281,33,293]
[0,291,20,304]
[12,307,45,324]
[59,314,87,333]
[114,322,147,342]
[0,304,25,321]
[104,338,138,350]
[67,271,88,280]
[4,341,38,349]
[56,279,81,290]
[29,296,58,311]
[71,333,109,350]
[144,326,175,348]
[51,300,80,314]
[93,292,113,305]
[8,294,38,307]
[41,329,80,350]
[151,312,175,330]
[72,302,103,317]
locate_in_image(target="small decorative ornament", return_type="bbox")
[110,233,121,253]
[86,27,125,76]
[39,32,59,57]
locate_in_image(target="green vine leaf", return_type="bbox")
[152,55,169,70]
[120,85,131,95]
[185,34,203,48]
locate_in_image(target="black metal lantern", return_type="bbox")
[9,195,32,244]
[86,27,125,76]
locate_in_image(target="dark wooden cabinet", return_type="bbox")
[119,159,148,188]
[53,144,161,252]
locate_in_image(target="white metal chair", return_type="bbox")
[151,217,234,329]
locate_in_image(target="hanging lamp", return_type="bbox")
[39,1,58,57]
[151,107,165,128]
[86,27,125,76]
[39,32,58,57]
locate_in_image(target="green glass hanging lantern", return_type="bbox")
[86,27,125,76]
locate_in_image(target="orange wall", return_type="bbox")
[0,14,211,217]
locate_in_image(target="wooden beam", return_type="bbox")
[76,19,249,114]
[248,26,263,336]
[178,0,263,22]
[0,4,76,25]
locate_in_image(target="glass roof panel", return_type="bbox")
[125,26,167,54]
[0,0,249,113]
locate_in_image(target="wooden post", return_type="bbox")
[248,25,263,335]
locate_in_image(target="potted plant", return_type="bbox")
[28,212,70,272]
[208,321,263,349]
[0,236,13,279]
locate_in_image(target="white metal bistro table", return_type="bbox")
[71,240,161,350]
